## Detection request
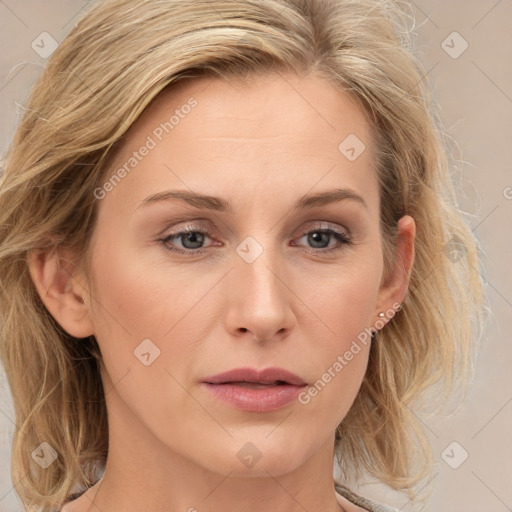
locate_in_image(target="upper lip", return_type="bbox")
[202,367,307,386]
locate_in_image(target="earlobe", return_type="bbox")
[374,215,416,324]
[28,247,94,339]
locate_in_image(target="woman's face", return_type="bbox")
[72,72,412,477]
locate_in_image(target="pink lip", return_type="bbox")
[202,367,307,412]
[203,367,306,386]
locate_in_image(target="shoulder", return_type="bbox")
[62,482,395,512]
[60,491,87,512]
[60,496,79,512]
[60,479,104,512]
[334,482,399,512]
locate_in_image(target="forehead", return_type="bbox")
[98,72,378,219]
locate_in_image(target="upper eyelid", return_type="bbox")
[162,218,350,235]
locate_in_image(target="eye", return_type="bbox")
[159,225,213,255]
[158,222,353,256]
[292,226,352,254]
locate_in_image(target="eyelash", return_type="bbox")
[158,223,353,256]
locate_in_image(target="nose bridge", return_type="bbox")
[226,231,295,339]
[236,232,286,306]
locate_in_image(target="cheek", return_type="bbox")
[88,233,191,339]
[87,239,201,426]
[293,254,382,416]
[86,230,221,396]
[301,253,383,345]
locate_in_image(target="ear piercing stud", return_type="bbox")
[378,312,385,318]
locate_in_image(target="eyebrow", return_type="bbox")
[137,187,367,213]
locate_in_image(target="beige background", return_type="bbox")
[0,1,511,511]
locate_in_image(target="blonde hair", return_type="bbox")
[0,0,484,509]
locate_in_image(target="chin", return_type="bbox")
[198,434,312,478]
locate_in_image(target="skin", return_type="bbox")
[29,71,415,512]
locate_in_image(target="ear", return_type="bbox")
[373,215,416,327]
[28,246,94,338]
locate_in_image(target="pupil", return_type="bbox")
[183,232,203,249]
[309,231,328,248]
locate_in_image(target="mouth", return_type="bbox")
[225,380,290,389]
[201,367,307,412]
[202,367,307,386]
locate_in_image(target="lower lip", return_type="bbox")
[202,382,306,412]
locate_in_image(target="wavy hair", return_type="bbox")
[0,0,484,509]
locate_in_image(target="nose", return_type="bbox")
[224,239,296,343]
